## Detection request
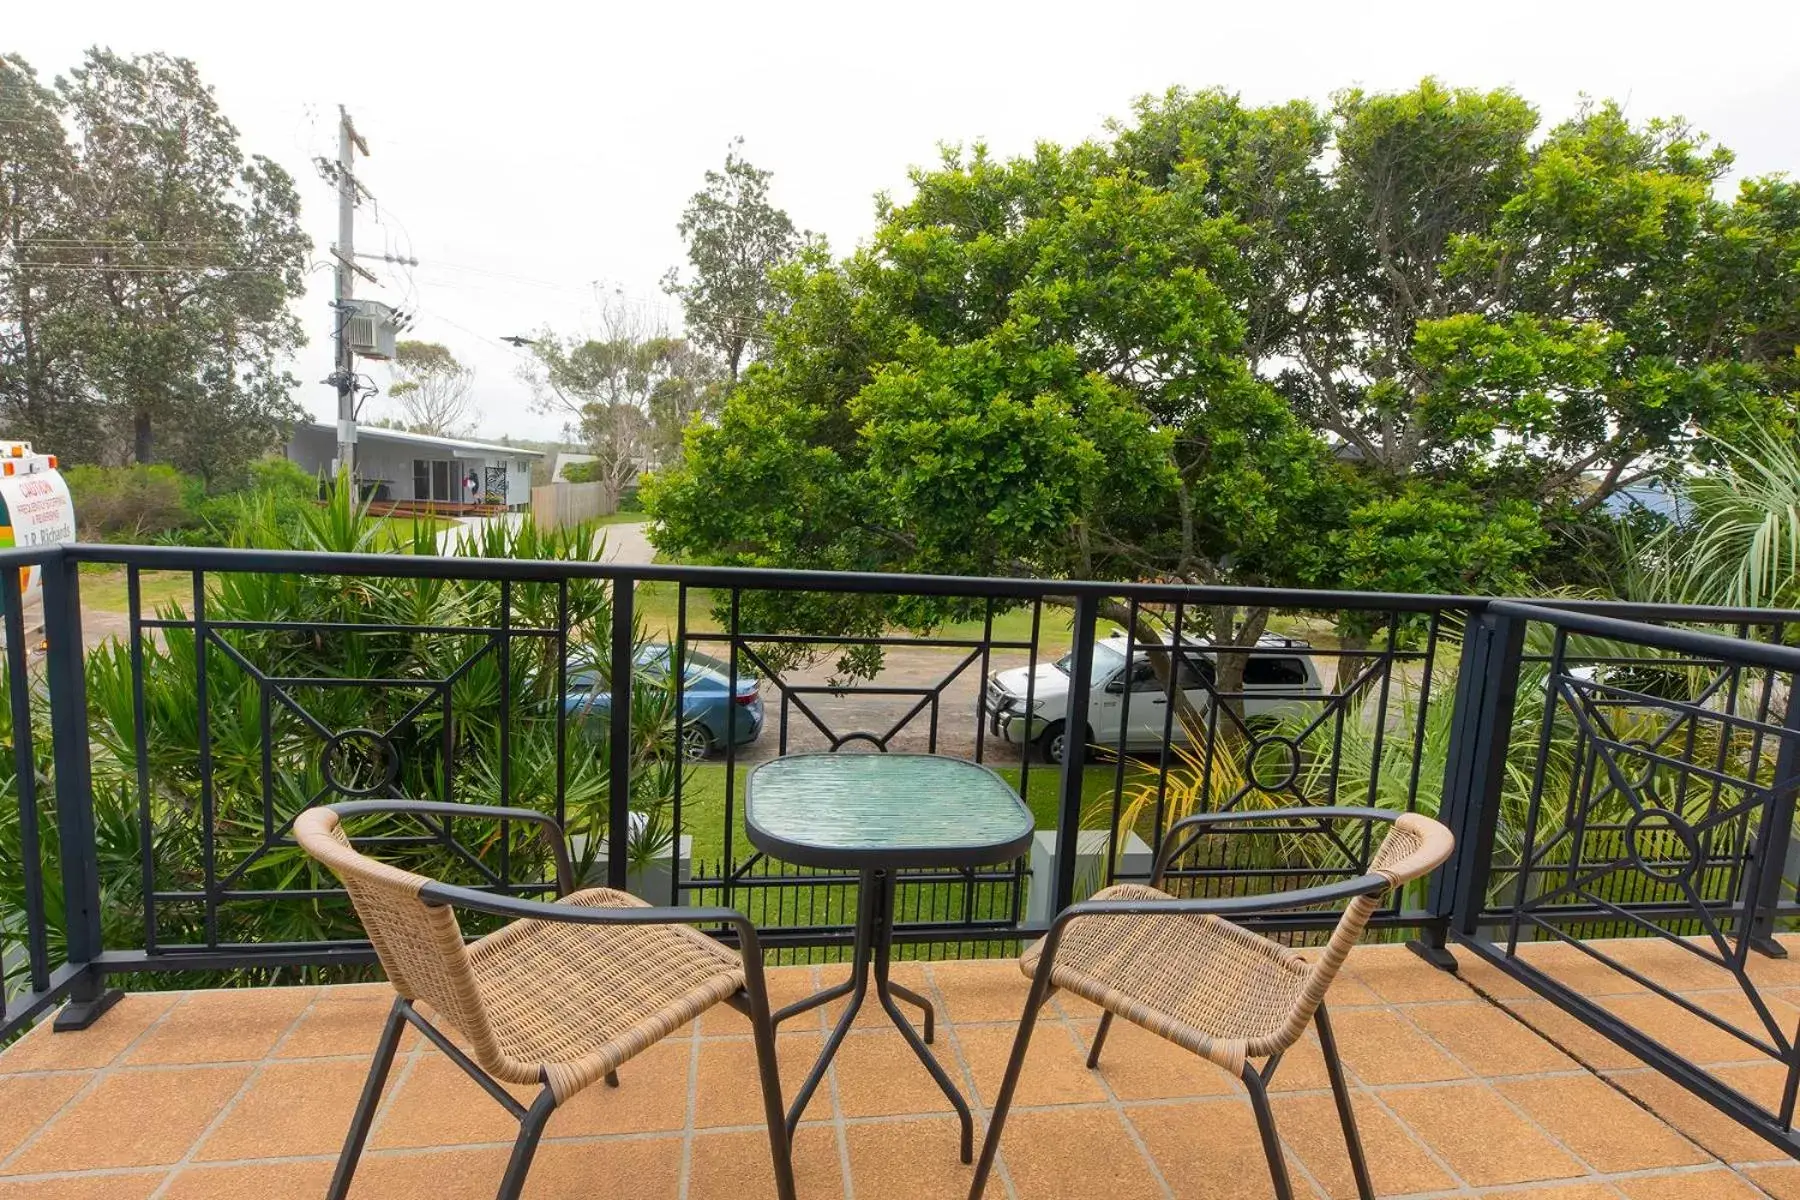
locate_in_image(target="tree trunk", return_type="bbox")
[1209,605,1270,733]
[1332,629,1374,695]
[133,409,154,464]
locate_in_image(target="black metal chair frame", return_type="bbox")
[317,800,796,1200]
[969,806,1408,1200]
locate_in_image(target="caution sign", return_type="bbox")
[0,468,76,607]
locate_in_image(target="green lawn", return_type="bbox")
[77,564,197,613]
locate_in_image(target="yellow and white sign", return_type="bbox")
[0,450,75,607]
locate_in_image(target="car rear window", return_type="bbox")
[1244,656,1309,686]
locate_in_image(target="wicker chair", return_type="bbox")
[295,800,795,1200]
[969,806,1454,1200]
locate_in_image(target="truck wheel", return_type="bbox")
[1039,721,1084,765]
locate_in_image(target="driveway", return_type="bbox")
[602,520,656,566]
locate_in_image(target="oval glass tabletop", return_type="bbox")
[745,754,1035,869]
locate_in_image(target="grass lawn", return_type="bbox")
[77,564,197,613]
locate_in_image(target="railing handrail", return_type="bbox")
[13,540,1800,624]
[1490,599,1800,673]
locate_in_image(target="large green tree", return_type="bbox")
[662,138,801,381]
[0,50,310,481]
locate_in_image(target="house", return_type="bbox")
[284,423,543,511]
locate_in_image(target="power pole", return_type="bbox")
[331,106,370,479]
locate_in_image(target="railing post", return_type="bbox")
[1050,593,1101,917]
[1409,606,1526,970]
[42,551,121,1029]
[607,576,634,891]
[1746,690,1800,957]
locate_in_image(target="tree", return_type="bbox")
[518,302,706,506]
[44,50,310,481]
[0,55,104,457]
[385,340,475,436]
[649,142,1350,702]
[662,138,801,381]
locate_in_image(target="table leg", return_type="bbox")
[884,979,936,1043]
[869,870,974,1164]
[783,871,876,1137]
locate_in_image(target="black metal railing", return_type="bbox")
[3,542,1800,1150]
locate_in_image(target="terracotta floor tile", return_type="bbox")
[1689,989,1800,1045]
[999,1107,1163,1200]
[1617,1168,1767,1200]
[516,1136,682,1199]
[0,1074,88,1160]
[275,989,417,1060]
[1343,945,1473,1004]
[1380,1081,1585,1186]
[955,1022,1105,1109]
[1593,938,1744,993]
[163,1159,337,1199]
[932,960,1033,1025]
[1315,973,1384,1009]
[0,993,178,1072]
[1130,1098,1290,1200]
[1711,1062,1792,1113]
[1404,1001,1577,1076]
[1449,949,1540,1000]
[832,1030,961,1117]
[549,1038,690,1135]
[1259,1032,1333,1093]
[1050,988,1105,1019]
[819,962,933,1030]
[124,988,316,1066]
[197,1059,385,1160]
[1503,999,1645,1071]
[346,1147,510,1200]
[0,1174,165,1199]
[1496,1074,1709,1172]
[1515,941,1643,996]
[699,966,821,1035]
[1744,1164,1800,1200]
[1603,1068,1777,1164]
[1273,1090,1453,1200]
[844,1117,975,1200]
[370,1052,535,1149]
[1492,1187,1622,1200]
[1326,1009,1467,1085]
[694,1032,825,1128]
[1597,994,1764,1065]
[1075,1016,1238,1101]
[7,1065,251,1172]
[688,1126,841,1200]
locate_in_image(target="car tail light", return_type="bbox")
[734,690,757,706]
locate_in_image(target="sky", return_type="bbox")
[12,1,1800,444]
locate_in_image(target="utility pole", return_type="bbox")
[331,106,369,479]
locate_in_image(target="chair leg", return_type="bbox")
[1241,1061,1296,1200]
[326,995,408,1200]
[746,986,800,1200]
[605,1069,620,1088]
[1316,1003,1375,1200]
[494,1087,557,1200]
[1086,1011,1114,1069]
[967,969,1056,1200]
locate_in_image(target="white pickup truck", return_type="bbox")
[986,629,1325,762]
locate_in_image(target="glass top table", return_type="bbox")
[744,754,1036,1162]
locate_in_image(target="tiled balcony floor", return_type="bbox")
[0,944,1797,1199]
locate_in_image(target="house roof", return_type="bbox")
[297,422,545,458]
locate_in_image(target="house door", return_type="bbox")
[412,460,453,501]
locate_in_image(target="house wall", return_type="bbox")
[284,428,536,510]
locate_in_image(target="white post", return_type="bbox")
[1026,829,1154,927]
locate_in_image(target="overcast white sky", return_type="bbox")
[13,1,1800,443]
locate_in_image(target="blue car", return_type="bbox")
[564,644,763,761]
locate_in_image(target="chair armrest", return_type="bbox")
[416,879,761,951]
[327,800,574,896]
[1153,805,1397,886]
[1031,871,1393,980]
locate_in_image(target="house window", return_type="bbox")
[413,460,453,501]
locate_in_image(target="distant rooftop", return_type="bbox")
[295,422,546,458]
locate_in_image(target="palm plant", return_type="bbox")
[1661,422,1800,611]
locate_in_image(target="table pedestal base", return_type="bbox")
[771,868,974,1162]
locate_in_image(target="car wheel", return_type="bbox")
[681,723,714,762]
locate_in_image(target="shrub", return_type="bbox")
[61,464,195,541]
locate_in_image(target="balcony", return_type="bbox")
[2,541,1800,1196]
[1,944,1797,1198]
